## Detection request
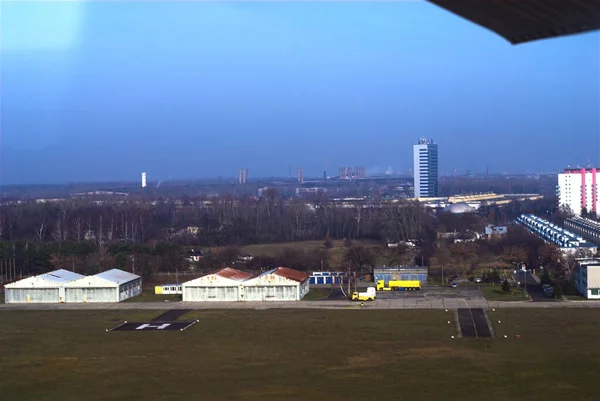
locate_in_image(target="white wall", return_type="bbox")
[118,278,142,301]
[575,265,600,299]
[5,288,60,303]
[244,285,299,301]
[65,287,116,303]
[558,170,600,216]
[183,286,240,302]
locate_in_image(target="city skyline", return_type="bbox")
[1,2,598,185]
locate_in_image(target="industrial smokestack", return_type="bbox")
[141,172,147,188]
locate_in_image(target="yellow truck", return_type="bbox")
[351,286,376,301]
[376,280,421,291]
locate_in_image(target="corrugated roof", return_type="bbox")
[269,267,309,283]
[94,269,140,285]
[215,267,254,282]
[427,0,600,45]
[38,269,85,283]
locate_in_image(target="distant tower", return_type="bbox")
[297,167,304,183]
[141,172,147,188]
[413,138,439,198]
[238,168,248,184]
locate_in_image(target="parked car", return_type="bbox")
[474,277,482,283]
[451,281,458,288]
[542,284,554,297]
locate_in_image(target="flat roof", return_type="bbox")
[428,0,600,45]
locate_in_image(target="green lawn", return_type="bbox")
[302,288,334,301]
[2,309,600,400]
[481,286,529,301]
[566,295,590,301]
[213,239,380,262]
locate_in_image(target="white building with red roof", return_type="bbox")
[242,267,310,302]
[182,267,254,302]
[182,267,309,302]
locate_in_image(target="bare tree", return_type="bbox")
[557,252,578,282]
[34,218,47,244]
[52,216,69,242]
[0,210,5,240]
[73,216,83,242]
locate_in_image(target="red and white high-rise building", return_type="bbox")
[558,168,600,216]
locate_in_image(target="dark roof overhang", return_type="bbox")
[427,0,600,45]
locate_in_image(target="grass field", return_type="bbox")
[1,309,600,401]
[302,288,334,301]
[213,239,381,262]
[481,286,529,301]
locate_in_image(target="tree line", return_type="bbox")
[0,194,560,281]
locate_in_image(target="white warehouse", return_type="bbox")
[62,269,142,303]
[4,269,85,304]
[182,267,253,302]
[243,267,310,301]
[182,267,310,302]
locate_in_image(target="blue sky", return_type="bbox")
[1,1,598,184]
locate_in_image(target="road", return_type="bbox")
[514,270,556,302]
[2,298,600,311]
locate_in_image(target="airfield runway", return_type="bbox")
[2,298,600,311]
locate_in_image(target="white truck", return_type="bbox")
[351,286,376,301]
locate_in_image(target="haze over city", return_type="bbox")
[1,1,598,185]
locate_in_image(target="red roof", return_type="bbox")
[272,267,309,283]
[215,267,254,282]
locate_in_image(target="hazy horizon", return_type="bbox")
[1,2,598,185]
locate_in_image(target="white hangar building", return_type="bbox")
[243,267,310,301]
[182,267,310,302]
[182,267,253,302]
[62,269,142,303]
[4,269,85,304]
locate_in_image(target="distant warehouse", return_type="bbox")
[62,269,142,303]
[182,267,309,302]
[243,267,310,302]
[309,271,346,285]
[4,269,85,304]
[182,267,254,302]
[374,267,428,285]
[4,268,141,304]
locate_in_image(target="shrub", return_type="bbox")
[553,283,564,299]
[501,279,510,293]
[540,268,552,286]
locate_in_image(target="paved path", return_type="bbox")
[3,298,600,311]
